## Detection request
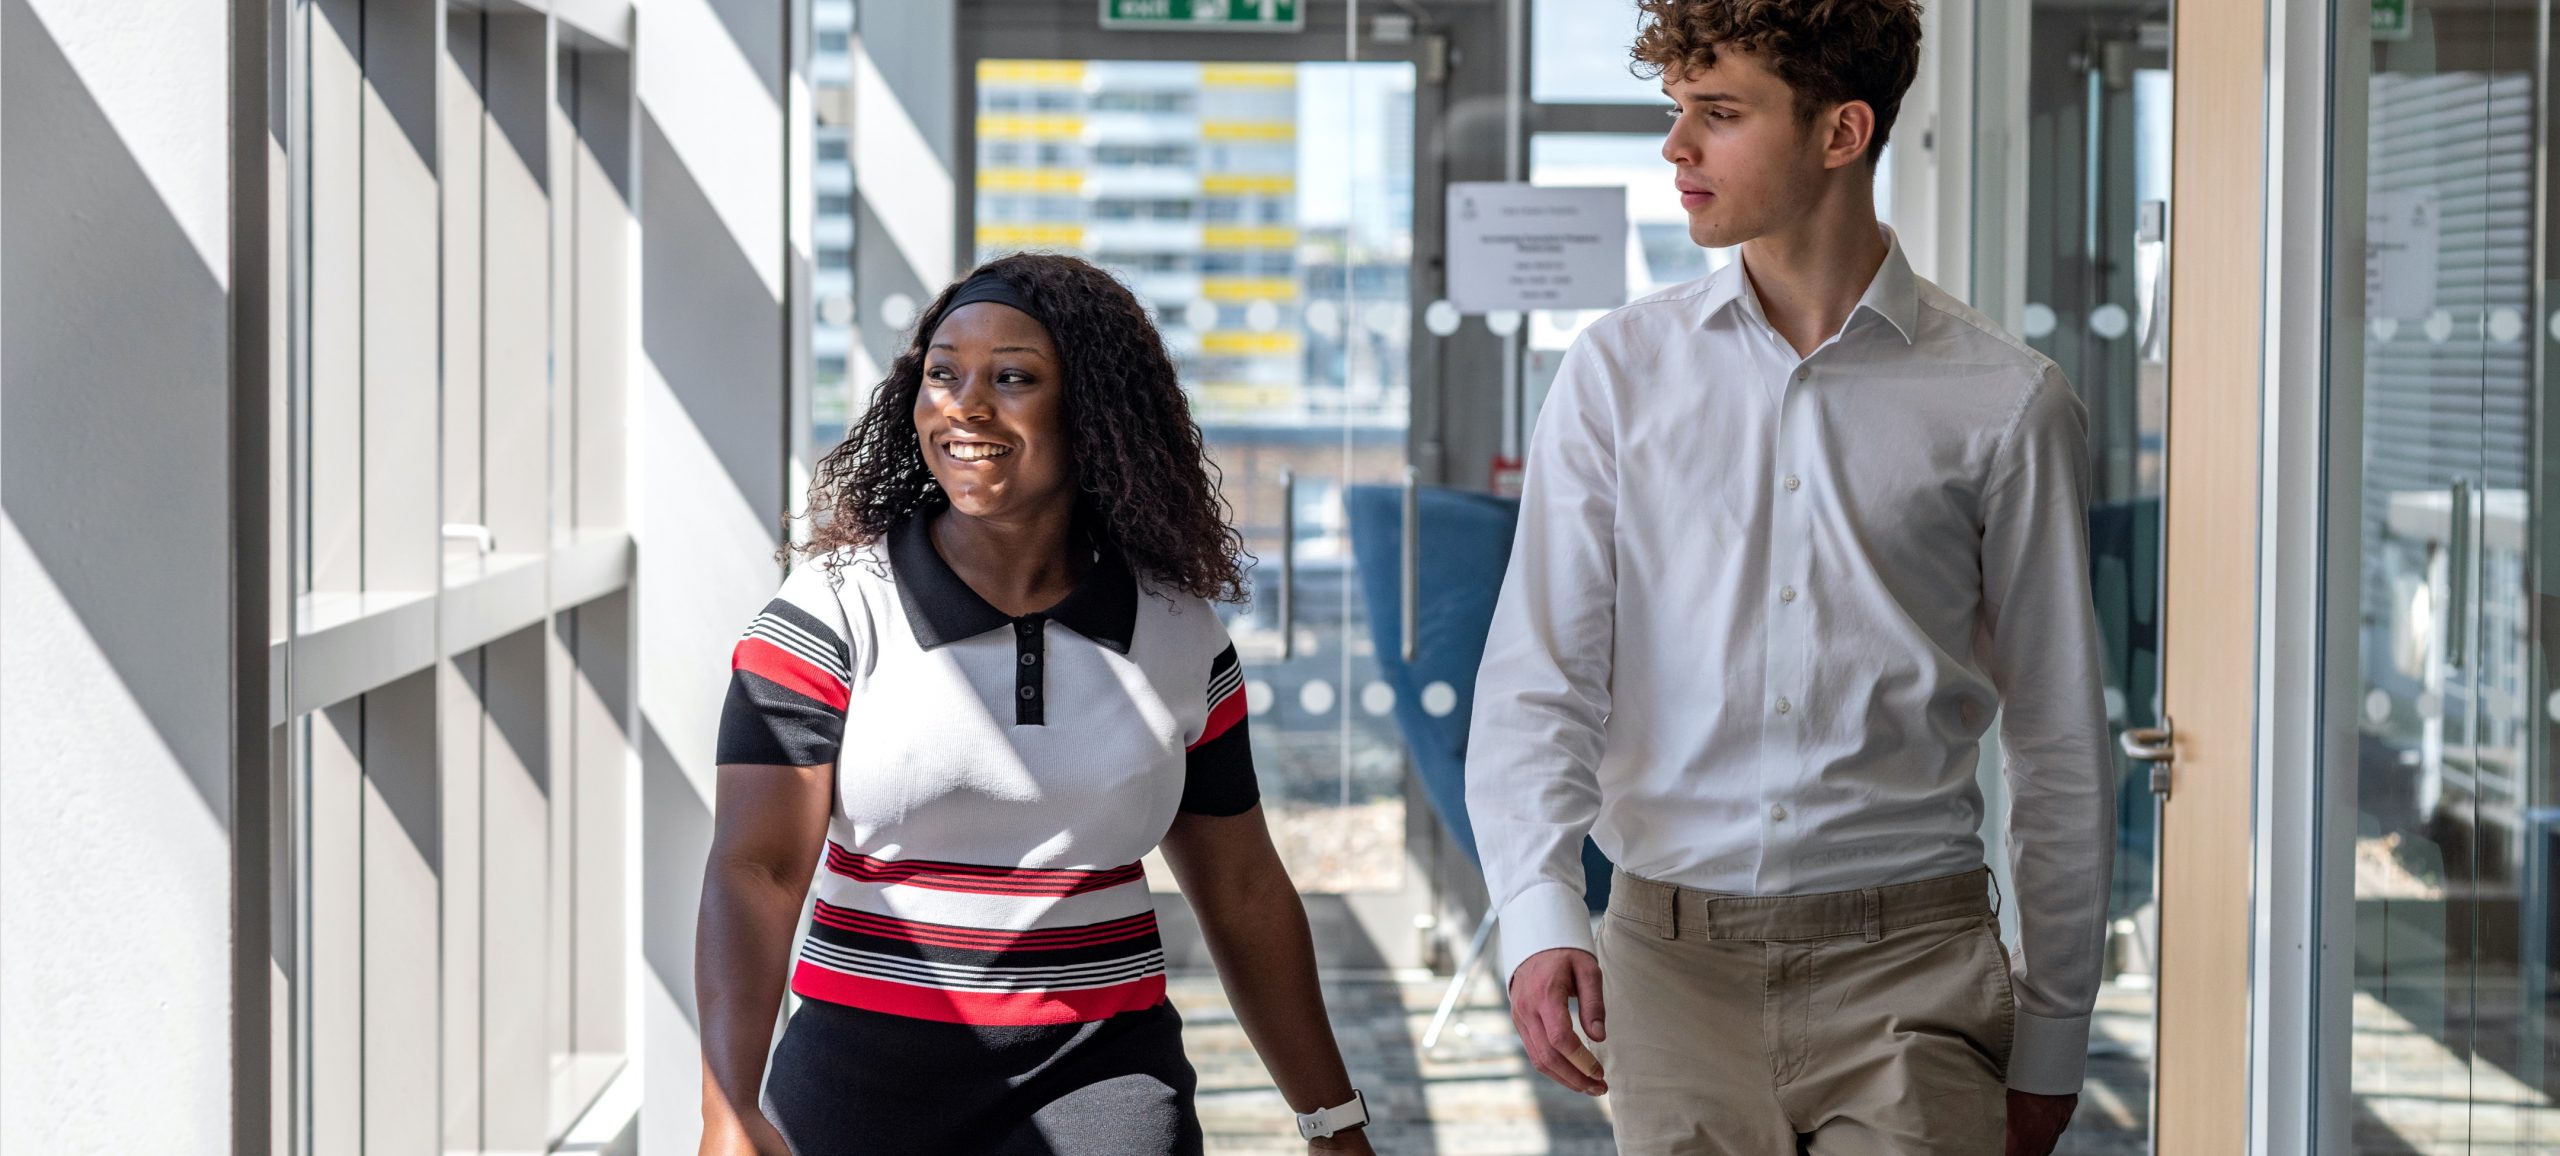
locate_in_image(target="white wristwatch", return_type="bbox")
[1295,1089,1370,1141]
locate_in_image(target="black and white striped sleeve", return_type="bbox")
[717,566,856,767]
[1179,640,1258,816]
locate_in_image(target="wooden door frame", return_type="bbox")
[2157,0,2268,1150]
[2161,0,2360,1150]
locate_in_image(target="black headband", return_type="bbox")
[941,269,1046,329]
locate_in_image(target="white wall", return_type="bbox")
[2,0,241,1150]
[632,0,794,1149]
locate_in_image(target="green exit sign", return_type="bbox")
[2373,0,2412,40]
[1102,0,1304,32]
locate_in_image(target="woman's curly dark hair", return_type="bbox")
[798,252,1250,604]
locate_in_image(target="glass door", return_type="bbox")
[2333,0,2560,1148]
[966,52,1420,901]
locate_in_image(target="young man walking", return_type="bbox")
[1464,2,2112,1153]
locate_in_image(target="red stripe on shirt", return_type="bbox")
[790,961,1166,1025]
[1192,685,1246,750]
[732,637,850,711]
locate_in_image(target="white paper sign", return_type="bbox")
[1445,183,1629,312]
[2367,187,2439,323]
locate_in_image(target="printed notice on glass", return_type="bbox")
[1445,183,1629,313]
[2367,187,2439,322]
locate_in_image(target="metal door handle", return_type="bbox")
[1401,467,1420,663]
[2446,478,2472,670]
[2121,717,2174,798]
[1278,468,1296,661]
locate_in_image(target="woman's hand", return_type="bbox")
[697,1111,791,1156]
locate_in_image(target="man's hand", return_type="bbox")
[1507,947,1608,1096]
[2004,1089,2077,1156]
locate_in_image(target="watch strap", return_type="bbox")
[1295,1088,1369,1141]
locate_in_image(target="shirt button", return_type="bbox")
[1771,803,1789,821]
[1784,474,1801,492]
[1793,367,1810,382]
[1020,686,1037,700]
[1776,697,1792,715]
[1781,586,1797,603]
[1020,652,1038,666]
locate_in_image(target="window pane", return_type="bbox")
[1531,0,1659,105]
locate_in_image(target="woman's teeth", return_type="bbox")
[947,442,1011,462]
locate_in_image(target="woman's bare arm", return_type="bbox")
[1159,806,1374,1154]
[695,762,834,1155]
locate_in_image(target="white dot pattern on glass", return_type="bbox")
[1299,679,1336,717]
[1360,681,1396,717]
[1420,681,1459,718]
[1424,299,1462,337]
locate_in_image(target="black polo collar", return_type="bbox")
[888,512,1138,654]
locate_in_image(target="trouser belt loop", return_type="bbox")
[1860,887,1883,942]
[1658,880,1679,939]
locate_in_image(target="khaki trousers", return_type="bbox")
[1593,867,2014,1155]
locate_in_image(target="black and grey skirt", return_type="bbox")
[761,996,1205,1156]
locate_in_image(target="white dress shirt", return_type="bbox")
[1465,228,2115,1095]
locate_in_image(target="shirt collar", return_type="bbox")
[1696,223,1920,346]
[888,512,1139,654]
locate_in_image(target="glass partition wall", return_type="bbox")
[962,55,1419,897]
[2326,0,2560,1149]
[1975,4,2173,1151]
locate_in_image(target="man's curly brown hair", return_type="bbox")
[1631,0,1924,165]
[799,251,1249,604]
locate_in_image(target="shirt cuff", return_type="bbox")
[1494,879,1597,987]
[2006,1009,2092,1095]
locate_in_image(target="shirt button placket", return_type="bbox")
[1763,367,1815,890]
[1014,618,1046,726]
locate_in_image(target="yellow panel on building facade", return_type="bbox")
[977,115,1086,140]
[1200,64,1296,89]
[1200,120,1296,142]
[1200,173,1296,196]
[1202,225,1299,250]
[977,60,1087,87]
[1200,277,1300,302]
[976,223,1089,249]
[977,168,1085,194]
[1197,383,1302,411]
[1201,331,1301,357]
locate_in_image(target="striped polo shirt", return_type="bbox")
[717,513,1257,1026]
